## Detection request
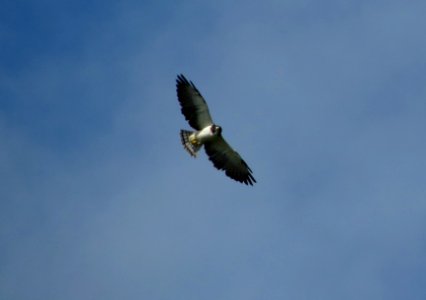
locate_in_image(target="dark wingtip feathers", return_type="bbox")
[176,74,196,90]
[240,159,256,186]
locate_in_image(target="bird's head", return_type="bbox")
[211,124,222,135]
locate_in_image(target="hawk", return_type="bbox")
[176,74,256,186]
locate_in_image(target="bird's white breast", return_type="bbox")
[196,125,216,143]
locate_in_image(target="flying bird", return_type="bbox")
[176,74,256,186]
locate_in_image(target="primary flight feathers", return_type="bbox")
[176,74,256,186]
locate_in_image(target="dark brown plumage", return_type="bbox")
[176,74,256,185]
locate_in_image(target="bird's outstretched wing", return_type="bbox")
[176,74,214,130]
[204,136,256,185]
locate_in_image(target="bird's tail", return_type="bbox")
[180,130,201,157]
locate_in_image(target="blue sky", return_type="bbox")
[1,0,426,299]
